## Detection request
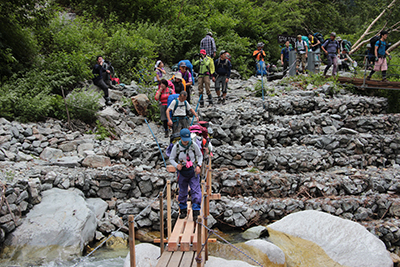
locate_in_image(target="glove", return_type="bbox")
[389,55,392,60]
[375,57,379,62]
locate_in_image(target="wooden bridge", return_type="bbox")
[128,157,220,267]
[336,76,400,90]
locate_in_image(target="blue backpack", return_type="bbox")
[167,94,187,119]
[256,60,267,75]
[178,60,195,84]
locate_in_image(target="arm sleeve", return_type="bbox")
[194,143,203,167]
[212,39,216,53]
[186,102,192,111]
[169,144,179,168]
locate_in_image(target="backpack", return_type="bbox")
[166,133,181,157]
[313,32,324,46]
[369,36,381,55]
[256,60,267,75]
[167,94,187,119]
[342,39,352,52]
[178,60,195,84]
[216,58,229,69]
[206,56,215,75]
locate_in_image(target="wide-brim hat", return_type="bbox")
[174,72,183,80]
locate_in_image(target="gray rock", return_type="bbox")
[40,147,64,161]
[232,212,247,227]
[242,225,267,240]
[82,155,111,168]
[98,187,114,199]
[3,188,96,262]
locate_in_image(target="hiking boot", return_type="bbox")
[217,97,222,104]
[105,97,112,105]
[179,209,187,219]
[193,210,200,222]
[164,130,169,138]
[366,76,371,81]
[222,98,226,105]
[207,94,213,106]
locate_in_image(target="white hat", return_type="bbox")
[174,72,183,80]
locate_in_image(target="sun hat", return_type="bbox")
[174,72,183,80]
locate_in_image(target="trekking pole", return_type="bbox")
[145,119,167,168]
[190,94,202,126]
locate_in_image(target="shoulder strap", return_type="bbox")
[173,98,179,115]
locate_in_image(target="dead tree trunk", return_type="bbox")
[388,39,400,53]
[350,0,397,54]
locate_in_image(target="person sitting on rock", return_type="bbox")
[92,56,112,105]
[166,91,199,134]
[169,128,203,222]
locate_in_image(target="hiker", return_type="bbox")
[189,124,212,156]
[154,60,166,83]
[294,35,308,74]
[280,41,292,76]
[367,30,391,82]
[364,44,375,70]
[170,72,186,95]
[169,128,203,222]
[193,49,214,107]
[178,62,193,104]
[200,32,216,58]
[308,33,321,67]
[92,56,112,105]
[321,32,340,76]
[166,91,199,134]
[155,79,176,138]
[253,42,267,75]
[338,50,354,72]
[212,50,232,105]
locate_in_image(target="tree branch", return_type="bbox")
[352,0,397,48]
[388,39,400,53]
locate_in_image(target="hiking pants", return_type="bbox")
[172,117,189,134]
[215,75,228,94]
[178,168,202,211]
[325,54,338,76]
[296,53,307,73]
[283,61,289,76]
[94,79,109,98]
[198,76,211,97]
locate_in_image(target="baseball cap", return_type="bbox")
[200,49,206,55]
[180,128,191,142]
[179,62,186,67]
[174,72,183,80]
[330,32,336,37]
[220,50,227,56]
[336,36,342,41]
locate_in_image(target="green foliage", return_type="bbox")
[66,88,102,123]
[94,120,111,141]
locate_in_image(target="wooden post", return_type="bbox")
[167,180,172,239]
[159,192,164,254]
[128,215,136,267]
[197,217,202,267]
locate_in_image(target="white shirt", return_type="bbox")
[296,40,307,54]
[168,99,191,117]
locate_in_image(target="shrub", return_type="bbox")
[66,87,102,123]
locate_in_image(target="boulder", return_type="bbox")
[242,226,268,240]
[244,239,286,266]
[205,256,257,267]
[123,243,160,267]
[131,94,150,116]
[3,188,96,263]
[40,147,63,161]
[86,198,108,220]
[82,154,111,168]
[267,210,392,267]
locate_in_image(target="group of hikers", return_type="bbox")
[279,30,392,79]
[90,30,393,222]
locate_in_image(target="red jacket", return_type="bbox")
[155,82,175,105]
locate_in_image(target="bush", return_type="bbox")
[66,88,102,123]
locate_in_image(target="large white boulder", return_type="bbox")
[267,210,393,267]
[205,256,257,267]
[244,239,286,266]
[3,188,96,262]
[123,243,160,267]
[86,198,108,220]
[242,225,268,240]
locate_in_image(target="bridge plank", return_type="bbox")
[168,251,184,266]
[155,251,173,267]
[179,251,195,266]
[180,207,195,251]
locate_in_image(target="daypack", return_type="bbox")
[301,36,310,51]
[178,60,195,84]
[342,39,352,52]
[166,133,181,157]
[206,56,215,75]
[369,36,381,55]
[215,58,229,68]
[169,76,186,92]
[256,60,267,75]
[167,94,187,119]
[313,32,324,46]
